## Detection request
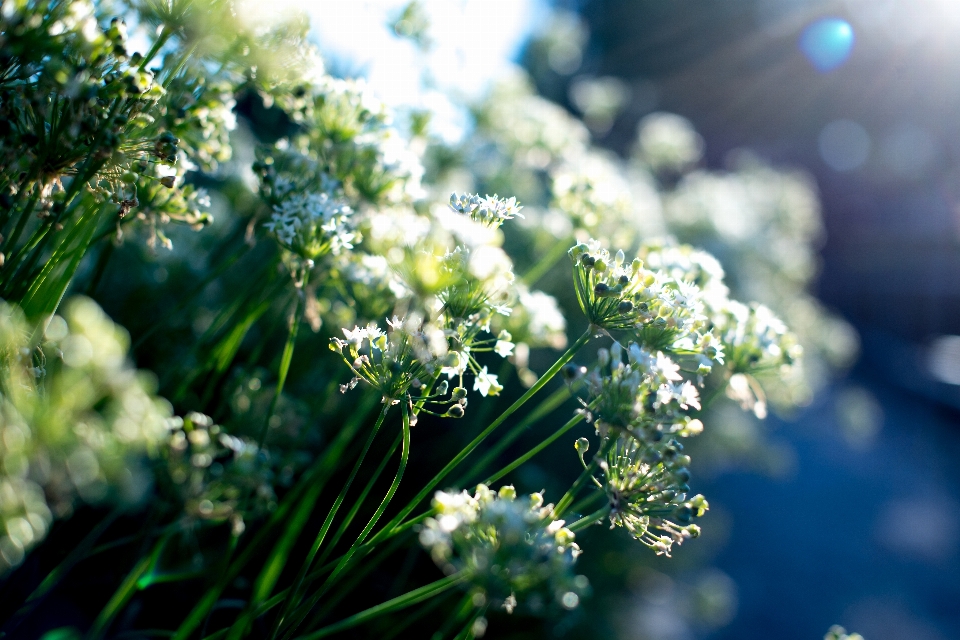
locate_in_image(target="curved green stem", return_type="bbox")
[284,405,412,639]
[367,327,593,547]
[269,405,390,638]
[453,603,488,640]
[173,400,374,640]
[226,527,415,639]
[87,532,170,640]
[314,431,402,569]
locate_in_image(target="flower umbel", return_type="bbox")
[449,192,523,229]
[264,188,355,263]
[331,319,443,403]
[419,484,588,614]
[600,437,708,557]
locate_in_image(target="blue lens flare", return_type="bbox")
[799,18,854,72]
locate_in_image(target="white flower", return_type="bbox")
[450,192,523,228]
[676,381,701,410]
[473,366,503,397]
[652,351,682,382]
[495,339,515,358]
[342,326,368,345]
[264,189,354,259]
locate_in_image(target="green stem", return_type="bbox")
[139,27,172,71]
[285,406,412,639]
[313,432,402,570]
[565,490,606,519]
[568,505,611,532]
[173,400,374,640]
[0,187,39,268]
[235,527,414,639]
[554,462,598,517]
[522,237,574,287]
[293,572,470,640]
[452,603,488,640]
[554,436,613,517]
[455,384,572,488]
[259,273,309,448]
[483,412,585,487]
[368,328,593,547]
[380,591,455,640]
[432,593,475,640]
[269,405,390,638]
[87,533,169,640]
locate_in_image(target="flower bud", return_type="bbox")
[444,404,465,418]
[597,348,610,367]
[452,386,468,400]
[561,363,586,381]
[574,437,590,455]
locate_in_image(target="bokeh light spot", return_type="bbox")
[818,119,871,171]
[799,18,854,72]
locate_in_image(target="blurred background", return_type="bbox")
[293,0,960,638]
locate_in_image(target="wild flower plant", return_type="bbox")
[0,2,828,638]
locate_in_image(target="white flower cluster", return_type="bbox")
[585,342,705,440]
[331,317,449,405]
[419,484,589,613]
[570,239,713,349]
[269,75,425,205]
[449,193,523,229]
[264,189,356,261]
[716,301,800,373]
[634,112,705,175]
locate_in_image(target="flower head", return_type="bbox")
[331,318,442,403]
[419,485,588,614]
[450,192,523,229]
[264,189,355,262]
[600,437,708,557]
